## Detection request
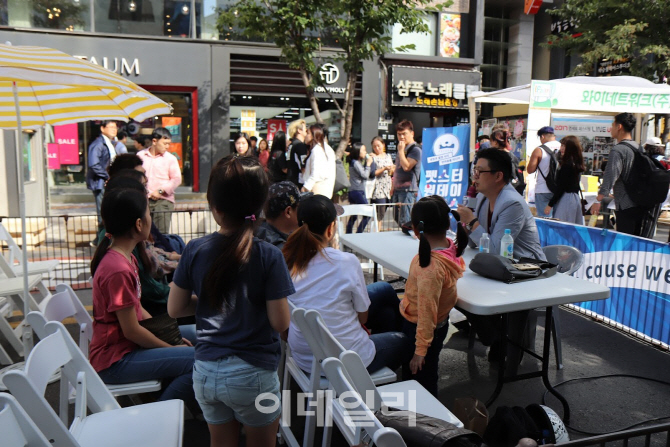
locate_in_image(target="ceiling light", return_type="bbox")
[182,5,189,14]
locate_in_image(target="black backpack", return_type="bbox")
[620,142,670,209]
[537,144,559,194]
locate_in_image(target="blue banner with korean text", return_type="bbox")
[420,126,470,207]
[536,219,670,347]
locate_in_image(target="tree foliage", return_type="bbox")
[546,0,670,81]
[218,0,448,157]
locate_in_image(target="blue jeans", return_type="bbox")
[346,190,370,233]
[534,192,554,218]
[97,325,195,404]
[193,357,281,427]
[93,188,104,228]
[401,319,450,397]
[364,282,411,373]
[392,189,416,226]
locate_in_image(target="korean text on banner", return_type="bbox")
[420,126,470,207]
[536,219,670,347]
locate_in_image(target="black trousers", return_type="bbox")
[615,206,647,236]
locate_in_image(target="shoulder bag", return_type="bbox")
[469,253,557,284]
[139,313,184,345]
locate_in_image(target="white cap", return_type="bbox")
[644,137,663,146]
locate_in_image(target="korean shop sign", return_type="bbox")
[530,79,670,114]
[391,66,481,109]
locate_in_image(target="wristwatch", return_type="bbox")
[466,217,479,231]
[158,189,164,195]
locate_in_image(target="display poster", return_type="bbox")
[162,117,183,169]
[439,13,461,58]
[480,118,496,137]
[54,124,79,164]
[241,110,257,137]
[267,119,287,142]
[550,115,614,175]
[537,219,670,347]
[47,143,60,170]
[420,125,470,207]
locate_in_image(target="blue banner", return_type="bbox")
[536,219,670,346]
[420,126,470,207]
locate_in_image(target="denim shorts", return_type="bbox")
[193,356,281,427]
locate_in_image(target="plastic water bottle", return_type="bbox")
[500,229,514,259]
[479,233,490,253]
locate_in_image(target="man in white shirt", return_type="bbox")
[527,126,561,218]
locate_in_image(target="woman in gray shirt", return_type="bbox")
[346,142,376,233]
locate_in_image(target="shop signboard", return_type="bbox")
[530,79,670,114]
[551,115,614,174]
[267,119,287,142]
[241,110,257,137]
[47,143,60,170]
[439,13,461,58]
[419,125,470,207]
[391,66,480,109]
[54,124,79,165]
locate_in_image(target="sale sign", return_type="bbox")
[54,123,79,164]
[47,143,60,169]
[267,119,287,142]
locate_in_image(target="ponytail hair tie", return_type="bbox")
[245,214,256,222]
[104,233,112,240]
[418,221,424,234]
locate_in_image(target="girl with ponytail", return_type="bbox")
[400,195,467,396]
[168,155,292,446]
[282,195,409,376]
[89,184,196,409]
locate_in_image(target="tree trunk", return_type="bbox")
[661,114,670,143]
[336,68,359,159]
[300,69,323,124]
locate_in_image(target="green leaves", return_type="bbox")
[545,0,670,80]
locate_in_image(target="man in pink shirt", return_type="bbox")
[137,127,182,233]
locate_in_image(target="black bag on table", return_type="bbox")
[375,408,482,447]
[469,253,557,284]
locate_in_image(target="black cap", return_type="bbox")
[266,181,301,217]
[297,195,344,235]
[537,126,555,137]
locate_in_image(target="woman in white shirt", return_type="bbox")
[302,124,336,198]
[282,195,409,374]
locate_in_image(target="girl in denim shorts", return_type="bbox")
[169,155,293,446]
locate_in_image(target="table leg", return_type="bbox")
[486,313,508,407]
[542,306,570,423]
[373,262,378,283]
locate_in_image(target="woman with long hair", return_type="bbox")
[233,132,253,157]
[282,195,408,375]
[544,135,586,225]
[268,131,289,183]
[257,138,270,171]
[169,155,292,447]
[89,183,196,409]
[346,142,375,233]
[370,136,394,230]
[302,124,336,197]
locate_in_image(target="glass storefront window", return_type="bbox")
[48,91,195,189]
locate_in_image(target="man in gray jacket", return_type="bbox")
[457,148,545,260]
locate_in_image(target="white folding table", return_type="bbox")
[340,231,611,422]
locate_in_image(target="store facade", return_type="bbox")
[0,28,378,215]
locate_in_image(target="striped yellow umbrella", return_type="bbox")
[0,43,171,358]
[0,43,171,127]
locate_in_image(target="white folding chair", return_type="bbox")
[2,320,183,447]
[304,310,463,438]
[28,284,161,416]
[0,392,52,447]
[338,204,384,279]
[279,307,397,447]
[321,357,407,447]
[0,222,59,279]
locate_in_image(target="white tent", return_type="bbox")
[468,76,670,150]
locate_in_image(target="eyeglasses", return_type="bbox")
[473,168,498,176]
